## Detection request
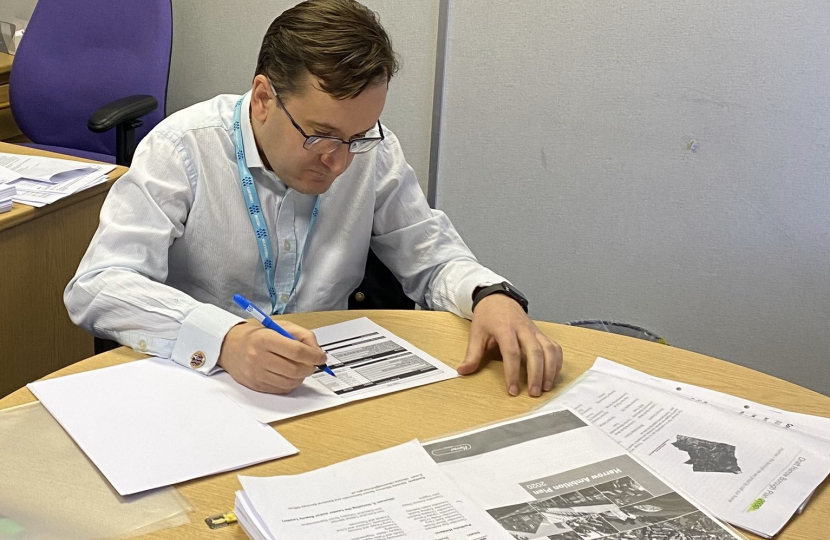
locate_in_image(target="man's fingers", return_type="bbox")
[458,325,487,375]
[499,334,522,396]
[519,330,544,397]
[259,355,317,379]
[242,369,306,394]
[541,334,563,391]
[278,320,322,349]
[260,331,327,366]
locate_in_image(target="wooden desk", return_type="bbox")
[1,310,827,540]
[0,142,127,398]
[0,52,22,141]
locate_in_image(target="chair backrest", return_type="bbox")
[9,0,172,156]
[348,249,416,310]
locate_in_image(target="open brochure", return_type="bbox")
[235,407,742,540]
[424,408,742,540]
[540,358,830,537]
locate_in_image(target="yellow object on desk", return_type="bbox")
[205,511,237,529]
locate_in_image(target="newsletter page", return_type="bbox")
[541,361,830,537]
[423,408,742,540]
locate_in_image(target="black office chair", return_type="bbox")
[348,248,415,310]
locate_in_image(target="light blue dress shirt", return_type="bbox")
[64,93,505,373]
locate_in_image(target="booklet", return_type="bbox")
[235,407,742,540]
[540,358,830,537]
[425,408,743,540]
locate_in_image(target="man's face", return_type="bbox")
[249,73,387,195]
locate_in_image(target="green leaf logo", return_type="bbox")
[748,498,765,512]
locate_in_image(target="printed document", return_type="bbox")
[541,358,830,537]
[28,358,298,496]
[587,358,830,442]
[0,153,114,207]
[235,440,513,540]
[211,317,458,423]
[424,408,742,540]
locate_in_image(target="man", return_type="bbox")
[65,0,562,397]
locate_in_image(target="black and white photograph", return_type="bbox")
[602,492,698,531]
[563,514,618,539]
[602,510,737,540]
[488,484,717,540]
[594,476,654,507]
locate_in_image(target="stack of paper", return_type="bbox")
[543,358,830,537]
[235,408,743,540]
[0,183,14,213]
[236,441,514,540]
[0,153,115,207]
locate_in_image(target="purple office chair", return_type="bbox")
[9,0,172,166]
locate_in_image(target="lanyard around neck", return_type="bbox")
[232,94,320,314]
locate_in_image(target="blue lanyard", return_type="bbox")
[232,94,320,314]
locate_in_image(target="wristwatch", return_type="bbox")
[472,282,529,313]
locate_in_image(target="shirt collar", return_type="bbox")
[240,92,266,170]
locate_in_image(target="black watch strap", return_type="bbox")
[472,282,529,313]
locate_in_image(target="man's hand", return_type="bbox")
[457,294,563,397]
[217,320,327,393]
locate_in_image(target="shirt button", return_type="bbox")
[138,339,147,351]
[280,293,290,303]
[283,240,291,251]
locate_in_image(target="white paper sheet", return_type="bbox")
[0,153,114,207]
[28,358,298,496]
[210,317,458,423]
[0,153,110,181]
[0,183,14,213]
[424,408,743,540]
[541,359,830,537]
[236,440,513,540]
[590,357,830,442]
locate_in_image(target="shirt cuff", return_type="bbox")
[455,273,504,319]
[171,304,245,374]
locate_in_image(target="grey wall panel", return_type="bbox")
[436,0,830,395]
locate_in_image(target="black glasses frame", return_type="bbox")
[273,92,384,154]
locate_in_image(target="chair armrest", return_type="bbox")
[87,95,158,133]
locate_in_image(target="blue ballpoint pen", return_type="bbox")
[232,294,336,377]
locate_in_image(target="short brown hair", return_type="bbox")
[255,0,399,100]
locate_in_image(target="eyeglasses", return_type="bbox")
[271,85,384,155]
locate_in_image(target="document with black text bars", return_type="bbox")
[316,327,440,396]
[209,317,458,423]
